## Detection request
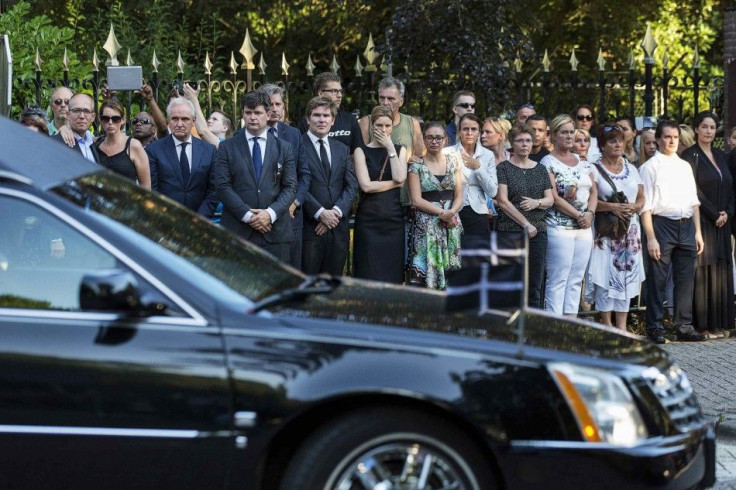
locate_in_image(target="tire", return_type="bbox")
[278,407,498,490]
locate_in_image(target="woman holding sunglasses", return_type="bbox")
[95,99,151,189]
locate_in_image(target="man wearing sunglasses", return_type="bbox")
[131,111,157,147]
[47,86,74,136]
[445,90,476,146]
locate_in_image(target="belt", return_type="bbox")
[422,189,454,202]
[655,215,692,222]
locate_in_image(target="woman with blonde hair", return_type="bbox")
[481,116,511,164]
[573,128,591,161]
[638,128,657,167]
[541,114,597,315]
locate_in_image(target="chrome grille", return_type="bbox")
[641,364,704,433]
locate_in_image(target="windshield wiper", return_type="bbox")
[248,274,340,314]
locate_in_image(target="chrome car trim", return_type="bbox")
[0,425,234,439]
[234,411,257,428]
[0,308,211,329]
[0,188,207,326]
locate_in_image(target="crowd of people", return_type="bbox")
[18,74,736,341]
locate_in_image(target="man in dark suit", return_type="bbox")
[259,83,309,269]
[51,93,100,164]
[214,91,297,262]
[301,96,358,275]
[145,97,217,217]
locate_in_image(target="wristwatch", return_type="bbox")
[294,199,301,208]
[388,152,397,158]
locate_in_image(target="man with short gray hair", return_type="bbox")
[358,76,423,159]
[145,96,218,216]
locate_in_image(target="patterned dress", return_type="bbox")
[586,162,645,302]
[408,155,463,289]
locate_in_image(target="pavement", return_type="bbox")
[662,337,736,489]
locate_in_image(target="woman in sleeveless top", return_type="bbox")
[407,122,463,290]
[95,99,151,188]
[353,106,408,283]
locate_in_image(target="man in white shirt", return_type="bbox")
[639,120,706,343]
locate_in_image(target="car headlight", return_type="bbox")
[549,363,648,446]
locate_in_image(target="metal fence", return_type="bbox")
[5,26,724,128]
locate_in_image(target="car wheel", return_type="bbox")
[278,407,498,490]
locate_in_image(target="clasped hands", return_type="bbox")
[315,209,340,235]
[438,209,458,228]
[248,209,272,233]
[610,202,637,220]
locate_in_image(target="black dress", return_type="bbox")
[96,137,137,182]
[682,144,735,331]
[353,144,404,284]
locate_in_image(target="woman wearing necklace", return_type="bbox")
[541,114,597,315]
[586,125,645,330]
[407,123,464,289]
[495,125,554,307]
[681,111,735,337]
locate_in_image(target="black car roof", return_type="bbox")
[0,116,103,189]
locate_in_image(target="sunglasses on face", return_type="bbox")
[576,114,594,121]
[131,117,152,125]
[100,115,123,123]
[456,102,476,109]
[52,98,70,106]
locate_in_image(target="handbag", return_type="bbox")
[593,163,630,240]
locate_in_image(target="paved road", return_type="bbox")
[662,337,736,489]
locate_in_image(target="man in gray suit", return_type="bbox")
[301,96,358,275]
[214,91,297,262]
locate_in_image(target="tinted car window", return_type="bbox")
[0,195,119,310]
[53,174,303,301]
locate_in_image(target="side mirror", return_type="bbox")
[80,269,144,313]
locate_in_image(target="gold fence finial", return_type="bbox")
[229,52,238,75]
[103,23,122,66]
[281,52,290,76]
[628,49,636,70]
[92,47,100,72]
[363,33,378,66]
[126,50,134,66]
[34,48,42,71]
[204,52,213,75]
[597,49,606,71]
[330,54,340,74]
[239,29,258,70]
[306,53,316,76]
[62,48,69,71]
[542,49,550,72]
[569,48,579,72]
[176,51,185,74]
[354,55,364,77]
[641,23,658,63]
[151,50,160,73]
[514,57,522,73]
[258,52,267,75]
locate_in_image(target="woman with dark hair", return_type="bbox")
[19,105,50,134]
[95,99,151,189]
[495,125,554,307]
[573,104,600,162]
[586,124,645,330]
[407,122,463,289]
[681,111,735,336]
[353,106,408,283]
[615,115,637,163]
[445,113,497,245]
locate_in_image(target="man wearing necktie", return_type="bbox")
[145,97,218,216]
[214,91,297,262]
[259,84,309,269]
[300,97,358,275]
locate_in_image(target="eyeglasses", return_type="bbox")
[456,103,475,109]
[320,89,344,95]
[424,135,445,142]
[131,117,152,125]
[513,138,533,144]
[52,98,70,106]
[100,115,123,123]
[69,108,94,116]
[576,114,594,121]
